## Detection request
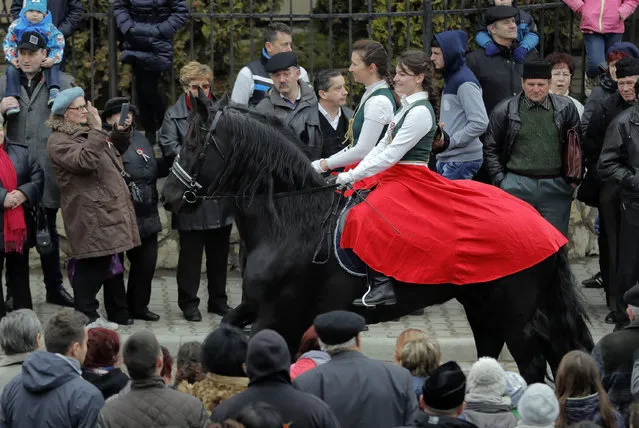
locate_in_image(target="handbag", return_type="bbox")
[563,128,583,183]
[105,149,144,204]
[32,206,53,256]
[66,254,124,283]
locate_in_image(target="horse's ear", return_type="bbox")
[193,94,209,120]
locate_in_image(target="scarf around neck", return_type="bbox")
[0,144,26,253]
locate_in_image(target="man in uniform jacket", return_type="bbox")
[294,311,419,428]
[255,51,323,160]
[210,329,341,428]
[592,284,639,424]
[483,59,581,237]
[0,31,75,309]
[466,5,538,116]
[599,80,639,330]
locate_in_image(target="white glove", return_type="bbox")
[336,172,354,186]
[311,159,324,174]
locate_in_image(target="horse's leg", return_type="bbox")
[458,285,506,359]
[222,300,257,328]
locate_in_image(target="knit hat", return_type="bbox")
[101,97,139,120]
[607,42,639,59]
[23,0,47,15]
[466,357,507,397]
[517,383,559,426]
[51,87,85,115]
[504,371,527,408]
[522,60,553,80]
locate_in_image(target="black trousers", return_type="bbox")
[177,226,232,312]
[72,255,128,322]
[133,63,166,145]
[600,184,622,310]
[0,251,31,318]
[122,234,158,314]
[614,198,639,319]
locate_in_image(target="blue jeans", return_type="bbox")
[584,33,623,78]
[436,159,483,180]
[5,64,61,98]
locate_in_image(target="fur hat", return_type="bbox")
[51,87,85,116]
[505,371,527,408]
[466,357,507,397]
[517,383,559,426]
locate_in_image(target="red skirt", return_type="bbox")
[340,164,568,285]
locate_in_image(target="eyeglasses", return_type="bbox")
[188,84,211,91]
[68,104,88,112]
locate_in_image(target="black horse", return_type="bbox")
[162,95,594,383]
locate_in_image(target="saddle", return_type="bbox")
[334,194,367,277]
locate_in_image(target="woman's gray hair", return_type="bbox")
[0,309,43,355]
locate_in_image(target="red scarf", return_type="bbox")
[0,146,26,253]
[185,91,214,110]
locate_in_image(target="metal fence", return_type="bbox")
[1,0,637,106]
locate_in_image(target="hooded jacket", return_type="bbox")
[4,10,65,63]
[11,0,83,37]
[434,30,488,163]
[210,330,340,428]
[0,351,104,428]
[561,393,625,427]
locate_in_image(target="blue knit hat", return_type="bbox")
[23,0,47,15]
[51,87,85,115]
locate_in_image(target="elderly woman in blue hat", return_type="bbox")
[46,87,140,329]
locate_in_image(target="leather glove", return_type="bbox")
[311,159,324,174]
[484,42,500,57]
[513,47,527,64]
[336,172,354,186]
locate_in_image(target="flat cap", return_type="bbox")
[313,310,366,345]
[484,5,518,26]
[522,59,552,80]
[624,283,639,307]
[615,57,639,78]
[265,51,298,74]
[51,87,85,116]
[421,361,467,411]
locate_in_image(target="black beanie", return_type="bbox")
[522,60,552,80]
[616,57,639,78]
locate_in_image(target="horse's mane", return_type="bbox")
[207,104,326,200]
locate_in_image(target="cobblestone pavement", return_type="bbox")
[26,257,608,364]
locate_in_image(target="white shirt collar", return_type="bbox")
[400,91,429,108]
[364,79,389,94]
[318,102,342,121]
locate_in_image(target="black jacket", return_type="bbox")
[0,140,43,252]
[397,412,478,428]
[592,319,639,421]
[118,126,169,239]
[113,0,188,72]
[466,42,538,115]
[211,330,340,428]
[599,104,639,198]
[483,92,582,185]
[81,368,130,401]
[158,95,234,231]
[12,0,83,37]
[581,71,618,136]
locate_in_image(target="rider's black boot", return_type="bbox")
[352,269,397,307]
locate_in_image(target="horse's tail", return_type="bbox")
[532,246,594,376]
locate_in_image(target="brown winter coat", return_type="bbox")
[46,117,140,259]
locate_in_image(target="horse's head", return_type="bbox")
[162,93,230,214]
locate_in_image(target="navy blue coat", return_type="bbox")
[0,140,43,252]
[113,0,188,72]
[11,0,83,37]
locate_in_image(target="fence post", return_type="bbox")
[422,0,433,55]
[108,0,118,99]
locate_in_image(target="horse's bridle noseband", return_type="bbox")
[170,110,224,204]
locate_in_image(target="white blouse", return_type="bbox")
[339,91,433,183]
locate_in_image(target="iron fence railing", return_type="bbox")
[1,0,637,106]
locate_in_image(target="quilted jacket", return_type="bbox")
[96,376,209,428]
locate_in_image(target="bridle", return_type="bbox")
[170,110,224,204]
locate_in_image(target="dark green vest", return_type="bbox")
[390,99,436,162]
[349,87,396,146]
